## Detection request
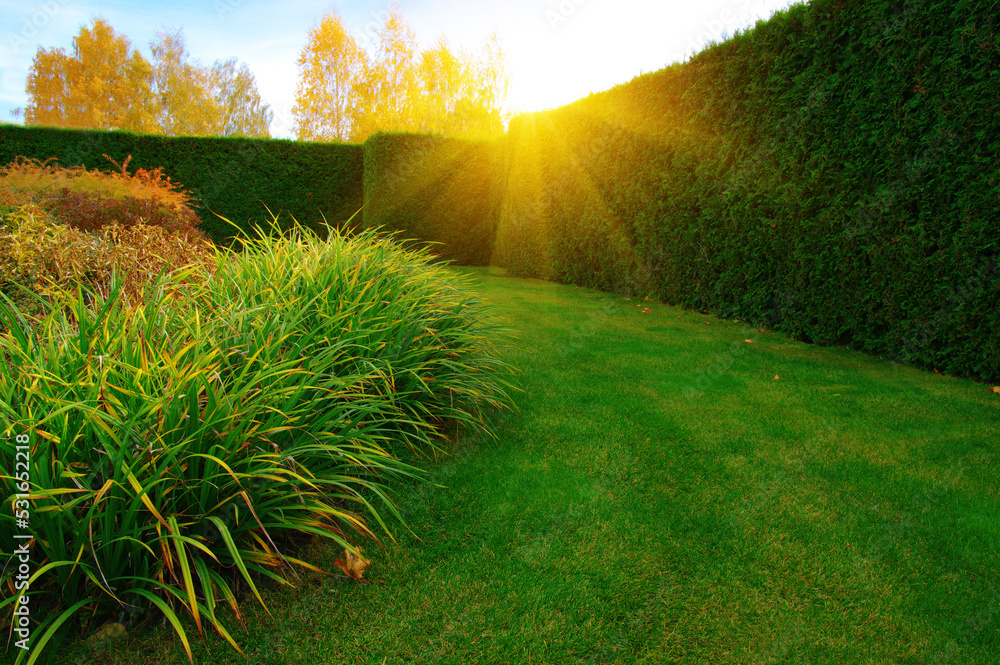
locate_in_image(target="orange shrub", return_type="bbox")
[0,155,205,238]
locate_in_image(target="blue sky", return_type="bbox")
[0,0,797,138]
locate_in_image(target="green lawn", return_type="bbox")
[56,267,999,665]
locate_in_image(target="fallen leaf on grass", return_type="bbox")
[991,386,1000,394]
[89,622,127,643]
[334,548,371,581]
[642,307,650,314]
[704,321,711,325]
[774,375,780,380]
[744,339,754,344]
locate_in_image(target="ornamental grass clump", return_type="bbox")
[0,221,515,664]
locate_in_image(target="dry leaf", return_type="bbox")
[990,386,1000,394]
[642,307,650,314]
[744,339,754,344]
[774,375,780,380]
[334,548,371,581]
[704,321,711,325]
[89,622,127,643]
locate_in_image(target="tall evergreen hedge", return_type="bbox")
[495,0,1000,382]
[362,133,503,265]
[0,125,364,243]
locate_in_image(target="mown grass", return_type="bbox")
[26,267,1000,664]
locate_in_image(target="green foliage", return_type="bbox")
[0,125,365,244]
[494,0,1000,383]
[363,132,504,265]
[45,270,1000,665]
[0,223,515,663]
[495,110,662,291]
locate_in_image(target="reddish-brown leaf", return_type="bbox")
[334,549,371,581]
